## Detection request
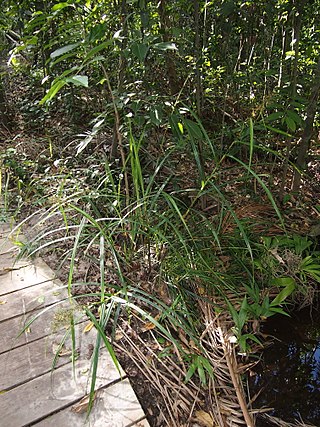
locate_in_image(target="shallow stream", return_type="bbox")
[249,306,320,426]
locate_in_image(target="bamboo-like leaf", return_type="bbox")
[51,2,73,11]
[131,42,149,62]
[65,75,88,87]
[85,309,121,375]
[270,278,295,306]
[83,40,112,63]
[153,42,177,51]
[39,80,66,104]
[50,43,80,59]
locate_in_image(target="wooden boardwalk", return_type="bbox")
[0,223,150,427]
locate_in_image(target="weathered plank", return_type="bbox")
[0,304,84,354]
[32,380,149,427]
[130,421,151,427]
[0,320,94,391]
[0,333,67,391]
[0,240,16,254]
[0,260,57,296]
[0,347,123,427]
[0,223,13,237]
[131,421,151,427]
[0,280,67,322]
[0,227,20,258]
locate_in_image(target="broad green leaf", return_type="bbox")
[153,42,177,51]
[185,363,196,383]
[266,112,284,121]
[50,43,80,59]
[131,42,149,62]
[271,278,296,306]
[183,118,203,139]
[51,51,80,67]
[39,80,66,104]
[220,1,236,16]
[285,116,296,132]
[51,2,72,11]
[65,75,88,87]
[83,40,112,63]
[88,23,107,42]
[271,277,296,287]
[169,114,184,139]
[200,357,213,375]
[286,110,302,125]
[269,307,290,316]
[197,364,206,385]
[24,36,38,46]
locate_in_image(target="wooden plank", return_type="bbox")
[131,420,150,427]
[0,226,20,257]
[0,334,67,391]
[0,224,149,426]
[0,280,67,322]
[0,223,13,236]
[0,260,56,296]
[0,325,102,391]
[0,307,56,354]
[0,304,85,354]
[32,380,149,427]
[0,349,123,427]
[0,239,18,256]
[0,258,31,277]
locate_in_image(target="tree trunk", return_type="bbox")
[158,0,179,95]
[194,0,202,118]
[110,0,128,161]
[291,57,320,192]
[0,61,9,128]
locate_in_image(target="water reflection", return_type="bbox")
[249,307,320,426]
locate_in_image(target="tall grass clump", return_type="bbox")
[14,112,302,426]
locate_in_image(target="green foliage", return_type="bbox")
[2,0,320,409]
[185,354,213,386]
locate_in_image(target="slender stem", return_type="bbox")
[101,64,130,207]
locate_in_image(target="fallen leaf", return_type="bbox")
[141,314,160,332]
[142,321,156,331]
[0,300,7,305]
[115,331,124,341]
[195,410,216,426]
[71,392,97,414]
[83,321,94,333]
[52,343,72,357]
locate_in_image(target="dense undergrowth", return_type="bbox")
[1,91,320,425]
[1,1,320,424]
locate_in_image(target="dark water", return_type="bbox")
[249,307,320,426]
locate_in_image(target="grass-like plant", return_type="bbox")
[10,111,312,426]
